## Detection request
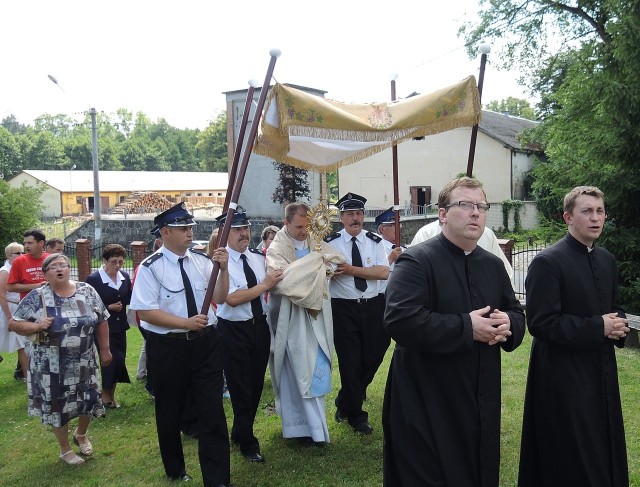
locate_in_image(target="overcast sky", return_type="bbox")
[1,0,529,130]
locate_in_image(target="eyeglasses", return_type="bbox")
[445,201,491,213]
[47,264,70,271]
[107,259,125,265]
[11,252,24,255]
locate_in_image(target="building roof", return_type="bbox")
[478,110,540,152]
[13,170,228,193]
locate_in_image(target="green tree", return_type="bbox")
[1,115,27,135]
[459,0,614,83]
[0,180,45,250]
[0,127,21,179]
[18,129,69,170]
[485,97,536,120]
[271,161,310,205]
[462,0,640,311]
[196,112,228,172]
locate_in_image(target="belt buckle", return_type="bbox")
[185,330,195,340]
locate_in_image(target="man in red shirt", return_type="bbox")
[8,229,50,300]
[7,229,49,381]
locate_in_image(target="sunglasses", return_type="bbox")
[11,252,24,255]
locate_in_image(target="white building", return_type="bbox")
[8,170,228,218]
[337,110,541,211]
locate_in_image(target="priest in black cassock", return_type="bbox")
[382,177,525,487]
[518,186,629,487]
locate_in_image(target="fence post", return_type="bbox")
[497,238,515,266]
[75,239,92,281]
[131,241,147,270]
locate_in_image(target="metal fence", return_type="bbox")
[511,239,547,299]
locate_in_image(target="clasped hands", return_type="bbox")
[470,305,512,346]
[603,312,629,340]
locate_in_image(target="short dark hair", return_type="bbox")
[46,238,64,250]
[102,244,126,261]
[23,229,46,242]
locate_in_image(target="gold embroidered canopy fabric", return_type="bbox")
[253,76,481,172]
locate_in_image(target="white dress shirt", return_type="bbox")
[216,247,268,321]
[327,229,389,299]
[130,246,217,334]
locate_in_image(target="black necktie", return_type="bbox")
[240,254,264,318]
[178,257,198,317]
[351,236,368,292]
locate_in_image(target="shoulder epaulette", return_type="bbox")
[142,253,163,267]
[249,248,265,257]
[366,231,382,243]
[189,249,210,259]
[324,232,341,243]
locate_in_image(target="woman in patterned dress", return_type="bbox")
[9,253,112,465]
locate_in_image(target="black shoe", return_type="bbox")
[297,437,326,448]
[243,452,265,463]
[334,409,346,423]
[353,421,373,435]
[169,473,192,481]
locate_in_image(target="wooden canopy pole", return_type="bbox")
[216,80,258,246]
[466,44,491,177]
[200,49,281,315]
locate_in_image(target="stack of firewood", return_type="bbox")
[111,192,174,214]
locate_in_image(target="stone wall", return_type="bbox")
[65,214,437,249]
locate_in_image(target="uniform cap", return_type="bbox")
[215,206,251,228]
[374,207,398,225]
[153,202,196,230]
[336,192,366,211]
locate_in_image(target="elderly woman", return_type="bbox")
[86,244,132,408]
[0,242,28,376]
[260,225,280,255]
[9,253,111,465]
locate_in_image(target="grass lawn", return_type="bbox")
[0,330,638,486]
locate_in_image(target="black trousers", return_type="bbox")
[218,316,270,456]
[331,294,390,425]
[146,327,230,486]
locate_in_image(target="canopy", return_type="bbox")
[253,76,481,172]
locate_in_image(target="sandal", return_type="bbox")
[104,401,121,409]
[60,450,85,465]
[73,430,94,456]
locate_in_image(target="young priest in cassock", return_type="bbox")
[518,186,629,487]
[382,177,525,487]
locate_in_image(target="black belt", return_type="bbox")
[157,326,213,341]
[219,315,267,325]
[332,297,377,304]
